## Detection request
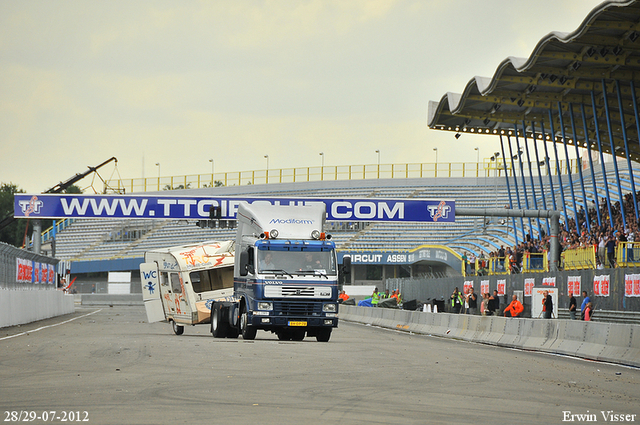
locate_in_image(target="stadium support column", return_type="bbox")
[568,103,591,233]
[32,220,41,254]
[531,122,551,236]
[591,90,614,228]
[548,109,569,228]
[514,125,533,239]
[601,79,627,230]
[580,103,601,227]
[522,121,542,238]
[507,135,524,243]
[630,81,640,220]
[499,135,518,244]
[557,102,580,229]
[615,80,638,222]
[540,121,558,214]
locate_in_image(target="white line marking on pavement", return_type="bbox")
[0,309,103,341]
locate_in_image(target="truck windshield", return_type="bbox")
[258,250,336,276]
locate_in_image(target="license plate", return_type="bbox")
[288,321,307,327]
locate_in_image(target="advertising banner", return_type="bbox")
[14,194,455,223]
[625,274,640,297]
[567,276,581,296]
[524,278,535,296]
[542,277,556,286]
[593,274,610,297]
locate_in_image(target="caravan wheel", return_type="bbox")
[172,320,184,336]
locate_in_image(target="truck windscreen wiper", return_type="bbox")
[262,269,294,278]
[295,270,329,279]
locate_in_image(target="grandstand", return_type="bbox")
[46,158,639,284]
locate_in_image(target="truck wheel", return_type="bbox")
[240,305,257,340]
[315,328,331,342]
[172,320,184,336]
[211,303,229,338]
[226,328,239,338]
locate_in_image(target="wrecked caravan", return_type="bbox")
[140,240,235,335]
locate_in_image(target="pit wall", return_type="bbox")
[0,289,75,328]
[339,305,640,368]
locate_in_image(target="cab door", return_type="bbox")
[140,262,165,323]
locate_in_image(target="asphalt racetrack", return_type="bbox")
[1,306,638,425]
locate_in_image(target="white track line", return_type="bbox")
[0,309,103,341]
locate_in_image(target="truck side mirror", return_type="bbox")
[240,248,255,276]
[240,250,249,276]
[341,256,351,275]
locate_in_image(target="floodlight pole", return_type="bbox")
[455,207,561,272]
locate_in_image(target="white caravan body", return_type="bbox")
[140,240,235,326]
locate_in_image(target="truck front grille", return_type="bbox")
[272,301,322,316]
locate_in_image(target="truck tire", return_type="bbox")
[211,303,229,338]
[315,328,331,342]
[172,320,184,336]
[240,305,257,340]
[226,327,239,338]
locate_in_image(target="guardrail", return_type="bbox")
[562,245,597,270]
[339,305,640,367]
[104,159,579,193]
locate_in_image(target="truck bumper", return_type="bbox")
[249,314,337,328]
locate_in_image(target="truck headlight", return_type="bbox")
[258,302,273,311]
[323,303,337,313]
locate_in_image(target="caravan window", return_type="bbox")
[170,273,182,294]
[190,267,234,293]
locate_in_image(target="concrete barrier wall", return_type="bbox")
[339,305,640,367]
[0,289,75,328]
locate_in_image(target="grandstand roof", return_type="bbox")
[427,0,640,162]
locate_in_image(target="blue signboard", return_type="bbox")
[14,194,455,223]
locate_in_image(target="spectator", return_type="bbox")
[580,291,591,320]
[568,292,577,320]
[481,293,490,316]
[584,302,593,321]
[466,287,478,315]
[450,287,463,314]
[489,289,500,315]
[503,294,524,317]
[371,287,380,306]
[542,290,553,319]
[338,290,349,303]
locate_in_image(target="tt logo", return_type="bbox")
[427,201,451,222]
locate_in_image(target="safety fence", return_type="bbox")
[0,241,59,290]
[0,242,74,328]
[465,245,640,275]
[339,305,640,367]
[465,252,549,276]
[104,159,579,193]
[385,267,640,314]
[562,245,597,270]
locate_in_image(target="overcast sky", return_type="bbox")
[1,0,605,193]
